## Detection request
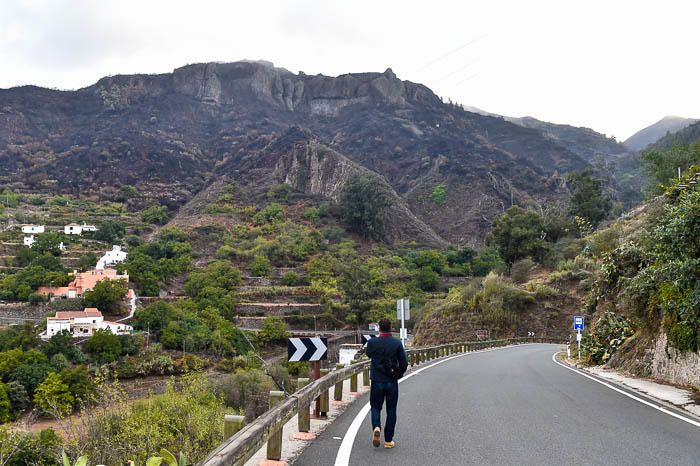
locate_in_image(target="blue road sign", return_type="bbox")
[574,316,584,331]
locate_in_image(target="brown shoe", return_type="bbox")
[384,441,396,449]
[372,427,381,447]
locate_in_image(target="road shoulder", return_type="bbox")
[554,352,700,421]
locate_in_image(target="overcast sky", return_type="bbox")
[2,0,698,139]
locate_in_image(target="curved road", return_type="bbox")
[295,344,700,465]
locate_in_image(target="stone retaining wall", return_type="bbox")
[651,330,700,390]
[0,302,46,322]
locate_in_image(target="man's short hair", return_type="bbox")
[379,318,391,333]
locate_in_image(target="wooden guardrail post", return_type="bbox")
[319,369,330,418]
[362,367,370,387]
[350,371,358,394]
[224,414,245,440]
[266,390,285,461]
[297,377,311,432]
[414,351,420,365]
[334,364,344,403]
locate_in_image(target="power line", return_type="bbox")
[413,35,486,73]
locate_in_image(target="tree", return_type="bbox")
[6,381,29,417]
[8,363,52,396]
[77,252,97,271]
[33,372,74,416]
[412,250,448,273]
[59,366,93,405]
[339,175,391,240]
[338,260,380,324]
[641,141,700,193]
[133,302,177,334]
[489,206,547,274]
[257,318,290,347]
[32,232,64,256]
[83,279,128,314]
[0,382,10,423]
[93,220,125,243]
[86,329,122,364]
[566,170,612,228]
[415,266,440,291]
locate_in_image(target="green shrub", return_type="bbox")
[79,375,226,465]
[267,184,293,202]
[214,369,275,421]
[281,271,304,286]
[580,312,634,364]
[142,205,170,225]
[257,318,290,347]
[250,255,272,277]
[472,247,505,276]
[510,258,535,284]
[429,184,448,204]
[253,203,284,225]
[524,282,558,299]
[666,322,697,353]
[303,207,321,223]
[0,427,62,465]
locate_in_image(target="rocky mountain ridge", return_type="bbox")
[1,60,612,244]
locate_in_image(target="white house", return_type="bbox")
[21,225,44,234]
[81,223,98,232]
[96,245,128,270]
[42,308,133,339]
[64,224,83,235]
[23,235,36,247]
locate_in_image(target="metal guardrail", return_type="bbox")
[200,337,564,465]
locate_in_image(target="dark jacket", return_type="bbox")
[366,335,409,383]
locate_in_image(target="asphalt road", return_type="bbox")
[295,344,700,466]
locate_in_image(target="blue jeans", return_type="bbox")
[370,381,399,442]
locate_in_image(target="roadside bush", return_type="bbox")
[214,369,275,421]
[580,312,633,364]
[78,375,226,465]
[0,427,62,466]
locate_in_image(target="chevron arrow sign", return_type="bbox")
[287,337,328,362]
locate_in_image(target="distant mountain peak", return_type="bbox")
[624,116,699,151]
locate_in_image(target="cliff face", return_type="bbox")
[0,60,595,244]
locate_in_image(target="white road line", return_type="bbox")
[333,345,517,466]
[551,353,700,428]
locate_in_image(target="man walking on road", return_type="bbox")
[365,318,408,449]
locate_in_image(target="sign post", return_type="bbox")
[396,299,410,347]
[573,316,584,361]
[288,337,328,418]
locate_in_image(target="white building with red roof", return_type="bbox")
[37,268,129,299]
[42,308,133,339]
